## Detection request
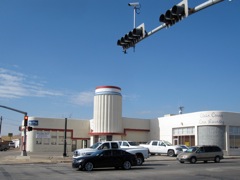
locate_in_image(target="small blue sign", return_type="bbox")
[28,120,39,126]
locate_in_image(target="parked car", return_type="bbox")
[140,140,183,157]
[179,145,189,152]
[0,144,10,151]
[8,142,15,148]
[72,149,138,171]
[177,145,224,164]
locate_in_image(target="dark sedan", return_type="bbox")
[72,149,137,171]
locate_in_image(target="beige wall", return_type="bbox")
[122,117,150,143]
[25,117,90,152]
[122,117,150,130]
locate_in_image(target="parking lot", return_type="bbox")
[1,150,240,179]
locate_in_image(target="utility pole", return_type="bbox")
[0,116,2,137]
[0,105,28,156]
[63,118,68,157]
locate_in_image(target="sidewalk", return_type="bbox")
[0,151,73,164]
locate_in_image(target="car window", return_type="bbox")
[128,141,139,146]
[102,150,112,156]
[152,141,158,146]
[112,150,121,156]
[99,143,110,150]
[159,142,165,146]
[90,142,102,149]
[204,146,212,152]
[111,142,119,149]
[122,142,128,146]
[163,141,173,146]
[197,147,205,153]
[186,147,198,153]
[212,146,221,152]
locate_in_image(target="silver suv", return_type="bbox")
[177,145,223,164]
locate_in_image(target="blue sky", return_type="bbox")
[0,0,239,136]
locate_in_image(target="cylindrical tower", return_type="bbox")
[93,86,123,133]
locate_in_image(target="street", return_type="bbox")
[0,153,240,180]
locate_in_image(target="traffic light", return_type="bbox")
[24,115,28,126]
[159,0,189,27]
[117,23,146,52]
[27,126,33,131]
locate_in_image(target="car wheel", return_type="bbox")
[122,160,131,170]
[190,157,197,164]
[136,155,144,165]
[214,156,221,163]
[84,162,94,171]
[179,161,184,163]
[78,165,83,171]
[167,149,175,157]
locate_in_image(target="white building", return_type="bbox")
[22,86,240,156]
[152,111,240,156]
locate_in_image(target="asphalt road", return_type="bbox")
[0,150,240,180]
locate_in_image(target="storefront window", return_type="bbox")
[229,126,240,149]
[173,127,195,146]
[173,127,195,136]
[58,136,64,145]
[43,138,50,145]
[51,131,57,145]
[35,131,51,145]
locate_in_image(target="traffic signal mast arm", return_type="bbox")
[117,0,224,53]
[148,0,224,37]
[0,105,27,116]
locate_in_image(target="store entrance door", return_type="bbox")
[173,138,178,145]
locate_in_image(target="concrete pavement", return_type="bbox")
[0,150,72,164]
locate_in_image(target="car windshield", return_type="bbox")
[163,141,173,146]
[185,147,198,153]
[89,142,102,149]
[128,141,139,146]
[181,145,188,149]
[90,150,103,156]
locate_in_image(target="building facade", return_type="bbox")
[154,111,240,156]
[22,86,240,156]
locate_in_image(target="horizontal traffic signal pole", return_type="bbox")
[117,0,224,53]
[148,0,224,37]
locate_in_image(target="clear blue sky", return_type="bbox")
[0,0,239,136]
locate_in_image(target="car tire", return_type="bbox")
[84,162,94,171]
[122,160,131,170]
[136,155,144,165]
[78,165,83,171]
[190,157,197,164]
[214,156,221,163]
[167,149,175,157]
[179,161,184,163]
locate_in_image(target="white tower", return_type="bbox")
[93,86,123,133]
